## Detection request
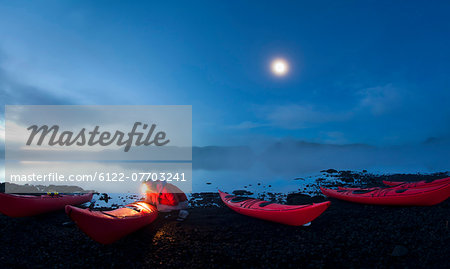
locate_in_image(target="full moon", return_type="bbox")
[271,58,289,76]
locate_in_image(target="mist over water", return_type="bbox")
[1,137,449,195]
[192,138,450,193]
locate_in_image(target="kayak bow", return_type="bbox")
[382,177,450,188]
[66,202,158,244]
[0,193,93,217]
[219,190,330,226]
[321,183,450,206]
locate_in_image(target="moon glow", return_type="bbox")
[271,58,289,76]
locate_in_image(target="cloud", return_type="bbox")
[229,121,268,130]
[319,131,348,144]
[357,84,401,115]
[230,104,351,130]
[224,83,434,145]
[0,60,75,144]
[241,84,404,132]
[0,118,4,143]
[262,104,352,129]
[0,67,73,110]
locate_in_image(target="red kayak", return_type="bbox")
[66,202,158,244]
[321,183,450,206]
[337,177,450,191]
[383,177,450,188]
[219,190,330,226]
[0,193,93,217]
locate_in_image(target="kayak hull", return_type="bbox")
[219,190,330,226]
[338,177,450,191]
[66,202,158,244]
[383,177,450,188]
[321,183,450,206]
[0,193,93,217]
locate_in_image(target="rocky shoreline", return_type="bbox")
[0,172,449,268]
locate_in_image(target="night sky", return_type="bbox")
[1,1,449,147]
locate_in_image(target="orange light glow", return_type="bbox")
[140,183,149,194]
[134,202,153,212]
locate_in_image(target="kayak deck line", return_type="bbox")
[219,190,330,226]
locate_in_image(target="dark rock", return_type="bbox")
[286,193,313,205]
[338,170,360,183]
[98,193,111,203]
[232,190,253,196]
[391,245,408,257]
[321,169,338,173]
[0,171,448,268]
[310,195,327,203]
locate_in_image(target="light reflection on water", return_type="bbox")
[1,159,447,207]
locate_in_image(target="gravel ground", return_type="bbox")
[0,173,449,268]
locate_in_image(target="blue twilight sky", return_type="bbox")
[0,1,449,146]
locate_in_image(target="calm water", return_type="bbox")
[2,152,448,207]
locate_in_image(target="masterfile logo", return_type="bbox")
[26,122,170,152]
[4,105,192,194]
[6,105,191,161]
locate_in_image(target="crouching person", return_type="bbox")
[143,180,189,221]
